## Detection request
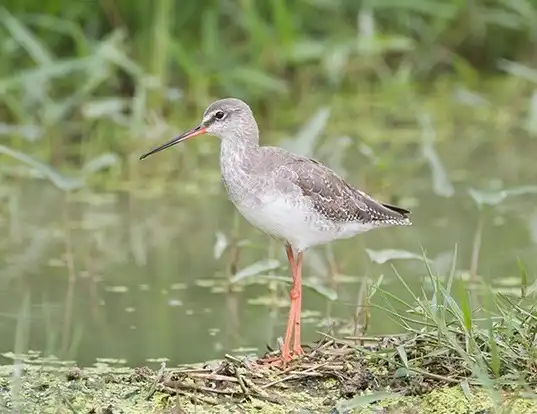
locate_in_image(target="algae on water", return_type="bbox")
[2,342,537,414]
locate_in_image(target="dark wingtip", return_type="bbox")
[382,203,411,217]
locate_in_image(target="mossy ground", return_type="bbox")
[1,337,536,414]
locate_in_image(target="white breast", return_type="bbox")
[234,195,377,252]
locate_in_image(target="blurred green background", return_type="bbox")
[1,0,537,368]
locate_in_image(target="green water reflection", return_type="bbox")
[1,116,536,368]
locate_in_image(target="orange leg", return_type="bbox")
[292,252,304,355]
[257,246,305,367]
[280,245,297,362]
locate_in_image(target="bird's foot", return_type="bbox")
[293,345,305,356]
[258,357,287,368]
[256,352,291,368]
[255,349,303,368]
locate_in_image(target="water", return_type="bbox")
[1,112,537,368]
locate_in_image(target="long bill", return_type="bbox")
[139,124,207,160]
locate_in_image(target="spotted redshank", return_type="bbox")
[140,98,411,363]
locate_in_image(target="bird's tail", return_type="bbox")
[382,203,412,225]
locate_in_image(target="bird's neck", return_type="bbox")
[220,131,261,177]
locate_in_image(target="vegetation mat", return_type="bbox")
[2,333,537,413]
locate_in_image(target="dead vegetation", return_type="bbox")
[3,328,537,413]
[124,330,537,412]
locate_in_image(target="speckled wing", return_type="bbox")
[269,153,411,226]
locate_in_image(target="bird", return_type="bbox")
[139,98,412,364]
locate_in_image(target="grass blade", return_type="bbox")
[0,8,53,65]
[0,144,84,190]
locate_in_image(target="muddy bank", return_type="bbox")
[1,337,536,413]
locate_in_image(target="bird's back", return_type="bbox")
[255,146,411,226]
[220,139,410,251]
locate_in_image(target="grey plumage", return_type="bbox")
[142,97,412,252]
[139,96,413,363]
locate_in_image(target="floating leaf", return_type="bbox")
[230,259,281,284]
[213,232,229,260]
[468,186,537,208]
[505,186,537,197]
[334,273,367,284]
[95,357,127,365]
[493,276,523,287]
[195,279,218,288]
[0,144,84,191]
[468,188,505,207]
[253,275,338,301]
[247,295,288,307]
[167,299,183,307]
[365,249,428,265]
[170,283,187,290]
[419,114,454,198]
[455,270,483,283]
[335,391,398,412]
[105,285,129,293]
[146,357,170,363]
[303,280,337,301]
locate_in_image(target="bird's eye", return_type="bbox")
[214,111,225,120]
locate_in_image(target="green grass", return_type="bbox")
[0,0,536,183]
[334,247,537,412]
[381,255,536,388]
